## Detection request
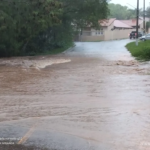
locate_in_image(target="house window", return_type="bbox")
[95,29,103,35]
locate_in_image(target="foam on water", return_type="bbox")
[0,58,71,69]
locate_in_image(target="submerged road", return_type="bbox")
[0,39,150,150]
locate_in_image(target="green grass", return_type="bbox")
[126,41,150,61]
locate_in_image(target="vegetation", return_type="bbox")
[126,41,150,61]
[146,22,150,32]
[0,0,109,57]
[145,6,150,18]
[142,6,150,32]
[108,3,143,20]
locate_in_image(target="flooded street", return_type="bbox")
[0,39,150,150]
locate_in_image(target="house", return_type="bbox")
[139,17,150,33]
[79,18,147,41]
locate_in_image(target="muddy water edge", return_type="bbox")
[0,41,150,150]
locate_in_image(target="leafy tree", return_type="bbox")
[0,0,62,56]
[108,3,143,20]
[0,0,109,57]
[61,0,109,28]
[146,22,150,31]
[145,7,150,18]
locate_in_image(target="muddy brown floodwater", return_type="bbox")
[0,40,150,150]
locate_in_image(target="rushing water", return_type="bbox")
[0,39,150,150]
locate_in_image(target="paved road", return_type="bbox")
[0,39,150,150]
[65,39,134,60]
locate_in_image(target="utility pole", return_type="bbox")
[136,0,139,46]
[143,0,146,35]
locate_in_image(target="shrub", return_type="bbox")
[126,41,150,60]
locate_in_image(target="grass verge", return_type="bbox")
[126,41,150,61]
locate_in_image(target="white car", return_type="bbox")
[139,34,150,41]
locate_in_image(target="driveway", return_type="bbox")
[0,39,150,150]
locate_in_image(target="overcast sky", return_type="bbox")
[110,0,150,9]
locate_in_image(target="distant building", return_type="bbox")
[77,18,149,41]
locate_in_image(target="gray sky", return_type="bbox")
[110,0,150,9]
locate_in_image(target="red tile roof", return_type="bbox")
[114,20,133,28]
[120,19,143,27]
[99,18,116,27]
[99,18,143,28]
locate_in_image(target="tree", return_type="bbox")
[108,3,143,20]
[0,0,109,57]
[35,0,109,52]
[61,0,109,29]
[0,0,62,56]
[145,7,150,18]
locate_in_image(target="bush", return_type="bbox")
[126,41,150,60]
[0,0,63,57]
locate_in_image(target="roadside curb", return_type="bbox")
[62,45,76,54]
